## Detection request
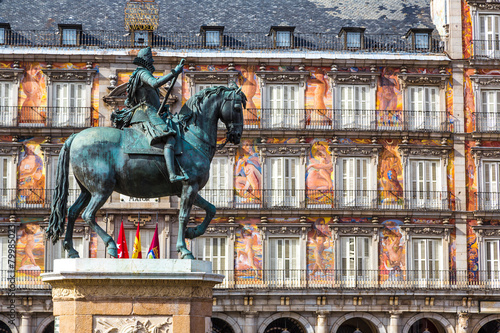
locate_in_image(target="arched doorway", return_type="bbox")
[478,319,500,333]
[0,321,12,333]
[336,318,377,333]
[41,321,54,333]
[264,317,306,333]
[212,318,235,333]
[408,319,442,333]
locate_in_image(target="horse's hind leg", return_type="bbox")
[81,190,117,258]
[185,194,215,239]
[177,184,199,259]
[64,186,91,258]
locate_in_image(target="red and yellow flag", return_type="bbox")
[147,224,160,259]
[131,223,142,259]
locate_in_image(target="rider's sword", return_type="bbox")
[158,58,185,116]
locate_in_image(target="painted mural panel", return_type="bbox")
[379,219,405,282]
[462,0,472,59]
[378,139,404,208]
[306,140,333,206]
[238,65,261,125]
[305,67,331,127]
[467,220,479,281]
[307,217,333,280]
[376,67,402,130]
[464,69,475,133]
[234,139,262,205]
[16,222,44,279]
[235,221,262,281]
[465,140,477,211]
[18,138,45,204]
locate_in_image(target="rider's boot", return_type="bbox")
[164,145,188,183]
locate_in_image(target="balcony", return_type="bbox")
[0,106,95,128]
[2,30,444,53]
[242,109,452,133]
[212,269,496,290]
[3,269,499,291]
[472,40,500,60]
[474,112,500,133]
[0,188,80,210]
[476,192,500,211]
[196,189,451,211]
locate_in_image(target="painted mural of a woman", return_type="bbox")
[20,63,45,125]
[234,141,262,203]
[18,223,42,273]
[380,220,405,282]
[307,69,331,127]
[240,66,258,126]
[236,227,260,278]
[306,142,333,190]
[308,218,331,277]
[18,143,45,204]
[377,69,401,130]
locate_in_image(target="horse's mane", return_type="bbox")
[177,84,247,127]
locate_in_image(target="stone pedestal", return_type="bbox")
[42,259,223,333]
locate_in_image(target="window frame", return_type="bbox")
[471,75,500,132]
[408,237,444,283]
[265,156,301,208]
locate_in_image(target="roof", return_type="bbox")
[0,0,436,35]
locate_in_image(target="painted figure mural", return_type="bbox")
[379,219,405,281]
[16,223,44,274]
[234,139,262,204]
[307,217,333,278]
[235,222,262,279]
[18,139,45,204]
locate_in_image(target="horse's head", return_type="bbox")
[220,84,246,145]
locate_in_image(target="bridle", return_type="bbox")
[217,89,244,150]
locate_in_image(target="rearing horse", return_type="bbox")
[46,85,246,259]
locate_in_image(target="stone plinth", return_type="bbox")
[42,259,224,333]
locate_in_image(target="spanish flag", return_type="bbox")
[147,224,160,259]
[131,223,142,258]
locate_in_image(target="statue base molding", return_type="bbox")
[42,259,223,333]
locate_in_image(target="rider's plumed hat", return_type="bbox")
[133,47,155,71]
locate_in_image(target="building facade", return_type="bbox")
[0,0,498,332]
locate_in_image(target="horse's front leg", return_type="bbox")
[177,183,199,259]
[185,194,215,239]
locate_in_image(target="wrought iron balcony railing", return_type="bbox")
[476,192,500,211]
[472,40,500,59]
[2,269,499,291]
[243,109,452,132]
[0,106,94,128]
[0,189,80,209]
[474,111,500,133]
[198,189,451,211]
[2,30,444,53]
[212,269,500,290]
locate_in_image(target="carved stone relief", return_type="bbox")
[94,316,172,333]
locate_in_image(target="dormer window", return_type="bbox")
[58,24,82,46]
[339,27,365,50]
[406,28,433,51]
[269,26,295,48]
[0,23,10,45]
[200,26,224,47]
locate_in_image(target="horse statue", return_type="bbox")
[46,85,246,259]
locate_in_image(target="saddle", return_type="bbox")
[123,127,183,156]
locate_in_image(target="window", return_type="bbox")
[415,33,430,49]
[0,82,14,126]
[409,159,443,209]
[339,157,371,207]
[482,161,500,210]
[126,228,154,257]
[276,31,291,47]
[346,32,361,48]
[479,90,500,132]
[0,156,13,207]
[200,157,230,207]
[267,157,298,207]
[0,28,5,45]
[411,238,443,282]
[339,84,370,129]
[205,31,220,47]
[53,82,86,127]
[340,237,371,279]
[408,86,440,131]
[62,29,77,45]
[268,238,299,284]
[0,235,8,275]
[485,240,500,281]
[478,14,500,57]
[196,237,227,272]
[265,84,299,128]
[134,31,149,47]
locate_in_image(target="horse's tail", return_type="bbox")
[46,133,76,244]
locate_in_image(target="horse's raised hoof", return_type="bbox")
[181,252,195,260]
[107,240,118,258]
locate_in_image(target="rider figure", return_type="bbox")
[125,47,188,183]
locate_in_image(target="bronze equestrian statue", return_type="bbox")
[46,47,246,259]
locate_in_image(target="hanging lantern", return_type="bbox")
[423,328,430,333]
[354,328,362,333]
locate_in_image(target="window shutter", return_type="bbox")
[0,236,7,271]
[480,15,486,41]
[486,240,500,276]
[357,237,370,273]
[0,157,8,194]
